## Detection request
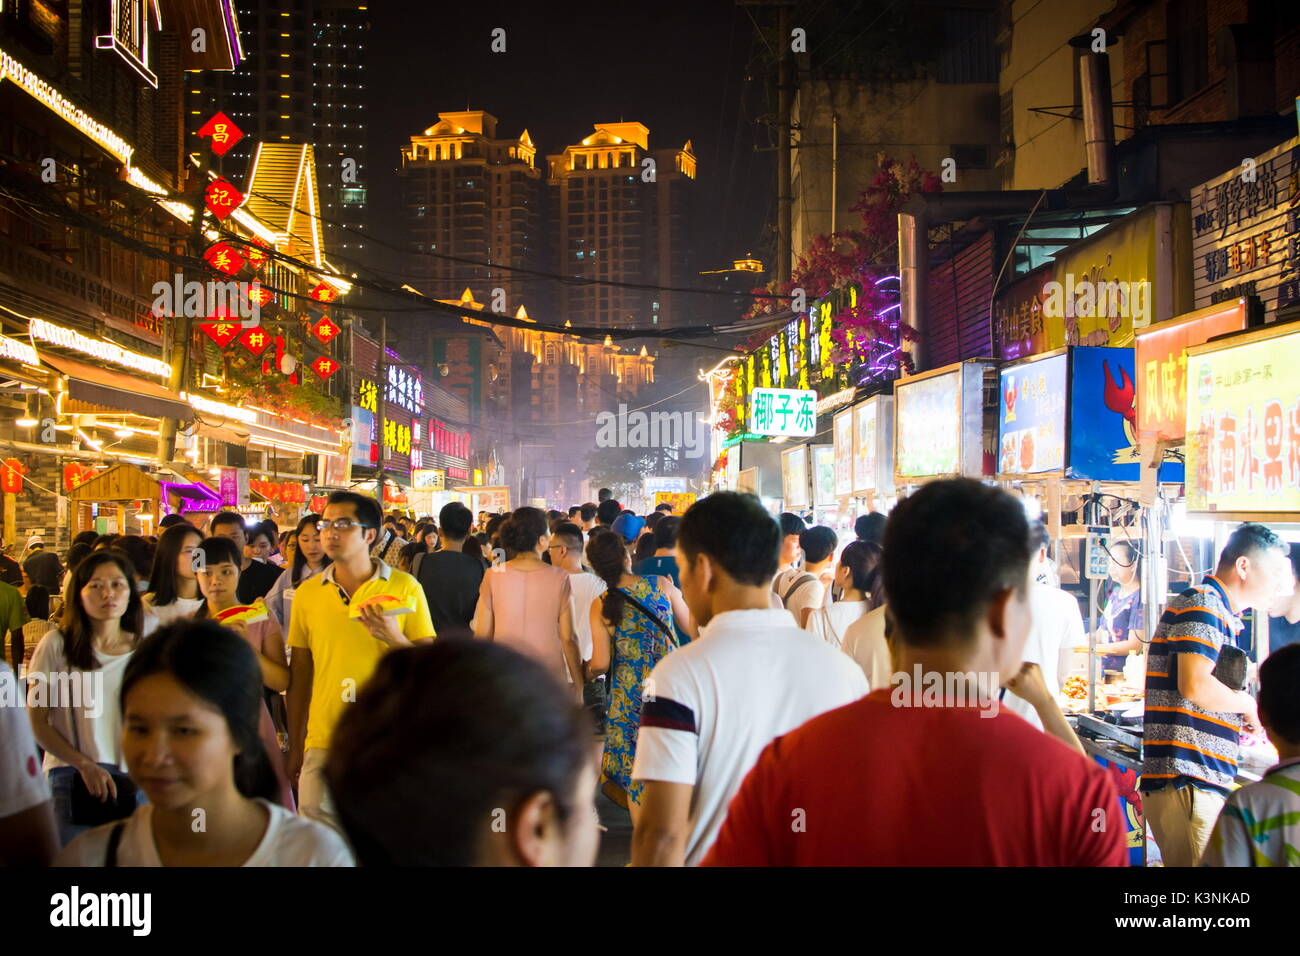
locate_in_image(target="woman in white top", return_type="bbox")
[263,514,331,634]
[27,550,147,846]
[142,524,205,627]
[807,541,879,650]
[57,619,352,867]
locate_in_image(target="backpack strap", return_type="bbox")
[783,573,816,604]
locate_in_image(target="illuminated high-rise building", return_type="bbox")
[186,1,370,263]
[547,123,696,329]
[398,111,544,312]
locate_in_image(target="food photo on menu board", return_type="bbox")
[999,352,1067,474]
[896,372,960,477]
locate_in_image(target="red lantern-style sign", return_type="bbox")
[204,179,244,220]
[204,242,245,276]
[200,322,241,347]
[309,283,337,303]
[309,314,340,344]
[63,462,96,492]
[310,355,339,380]
[247,284,274,307]
[244,238,268,270]
[1,458,24,494]
[196,112,244,157]
[239,327,271,356]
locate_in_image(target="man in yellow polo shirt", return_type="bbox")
[287,491,435,826]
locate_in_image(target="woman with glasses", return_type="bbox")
[142,524,206,627]
[472,507,582,695]
[25,550,147,845]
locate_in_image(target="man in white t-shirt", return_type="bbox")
[549,522,607,726]
[770,512,806,601]
[630,492,868,866]
[1003,524,1083,730]
[0,662,58,864]
[787,526,837,629]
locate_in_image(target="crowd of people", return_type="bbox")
[0,478,1297,868]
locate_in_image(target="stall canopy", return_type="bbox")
[45,354,192,421]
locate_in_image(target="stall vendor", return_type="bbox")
[1267,548,1300,655]
[1082,541,1145,673]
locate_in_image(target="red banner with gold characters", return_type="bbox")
[196,112,244,157]
[249,480,306,504]
[62,462,97,492]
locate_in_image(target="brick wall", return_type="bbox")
[8,456,66,552]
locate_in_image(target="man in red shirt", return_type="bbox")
[703,479,1127,867]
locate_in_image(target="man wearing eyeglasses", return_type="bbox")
[286,491,435,826]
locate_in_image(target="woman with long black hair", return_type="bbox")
[142,523,205,627]
[26,550,147,845]
[56,620,352,866]
[263,514,331,634]
[584,529,691,814]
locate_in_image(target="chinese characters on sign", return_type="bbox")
[385,365,424,414]
[749,387,817,438]
[1186,328,1300,515]
[203,243,244,276]
[204,179,244,220]
[357,379,378,414]
[1191,138,1300,317]
[197,112,244,156]
[1135,300,1249,444]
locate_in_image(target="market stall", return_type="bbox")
[68,463,221,535]
[893,359,997,488]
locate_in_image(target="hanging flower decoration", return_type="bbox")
[742,154,941,384]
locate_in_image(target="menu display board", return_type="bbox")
[1185,325,1300,517]
[782,445,810,509]
[896,371,960,478]
[812,444,836,507]
[1135,299,1250,444]
[833,409,853,497]
[998,351,1068,475]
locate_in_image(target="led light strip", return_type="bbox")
[30,318,171,378]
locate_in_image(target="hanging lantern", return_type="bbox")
[204,179,244,220]
[239,327,271,356]
[310,355,339,380]
[204,242,245,276]
[200,322,240,347]
[196,112,244,156]
[309,314,340,344]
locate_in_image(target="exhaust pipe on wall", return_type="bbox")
[1080,51,1115,188]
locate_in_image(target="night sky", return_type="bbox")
[364,0,773,282]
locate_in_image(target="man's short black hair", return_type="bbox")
[1028,520,1050,553]
[678,492,779,588]
[644,511,663,532]
[328,490,383,530]
[597,488,612,502]
[567,506,581,518]
[439,502,473,540]
[579,503,597,522]
[209,511,245,534]
[1218,522,1288,573]
[800,526,838,564]
[159,514,188,529]
[1258,643,1300,745]
[854,512,886,546]
[552,521,584,550]
[882,479,1032,649]
[655,503,673,513]
[779,512,806,538]
[653,514,681,551]
[596,499,622,526]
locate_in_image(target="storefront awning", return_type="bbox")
[43,354,191,422]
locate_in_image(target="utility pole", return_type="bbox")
[776,0,792,285]
[376,315,387,506]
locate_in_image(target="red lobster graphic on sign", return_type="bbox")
[1102,360,1140,464]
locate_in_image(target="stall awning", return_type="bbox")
[43,354,191,421]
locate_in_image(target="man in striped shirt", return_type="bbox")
[1141,523,1292,866]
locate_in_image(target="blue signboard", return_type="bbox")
[1068,347,1185,482]
[998,352,1068,474]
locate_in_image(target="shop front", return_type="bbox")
[893,359,997,489]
